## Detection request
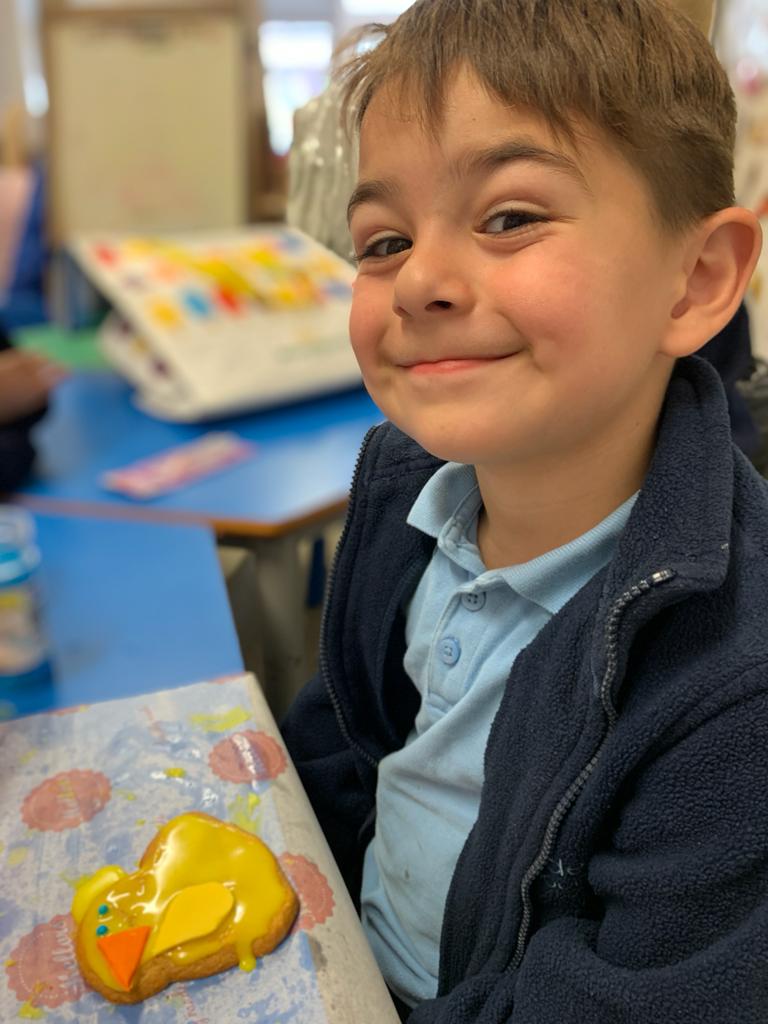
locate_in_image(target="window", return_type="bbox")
[258,20,333,155]
[340,0,413,13]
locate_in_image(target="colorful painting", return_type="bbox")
[70,227,360,422]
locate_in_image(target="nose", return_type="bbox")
[392,236,474,320]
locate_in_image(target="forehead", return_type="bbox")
[354,68,657,221]
[359,69,575,162]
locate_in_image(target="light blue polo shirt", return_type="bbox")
[359,462,637,1007]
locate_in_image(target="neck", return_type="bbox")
[475,411,659,569]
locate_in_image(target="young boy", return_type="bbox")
[281,1,767,1020]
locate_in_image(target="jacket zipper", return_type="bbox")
[509,567,676,971]
[320,436,677,965]
[319,424,380,770]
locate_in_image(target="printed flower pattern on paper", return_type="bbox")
[21,770,111,831]
[0,678,346,1023]
[209,730,287,784]
[5,913,84,1009]
[278,854,335,932]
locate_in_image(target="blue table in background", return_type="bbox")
[22,370,381,533]
[17,370,383,703]
[1,512,244,719]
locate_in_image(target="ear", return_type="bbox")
[661,207,762,358]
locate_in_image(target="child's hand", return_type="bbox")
[0,349,69,425]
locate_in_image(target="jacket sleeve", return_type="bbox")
[280,671,376,900]
[0,329,46,493]
[0,428,37,493]
[407,682,768,1023]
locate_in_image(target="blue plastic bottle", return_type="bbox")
[0,507,50,687]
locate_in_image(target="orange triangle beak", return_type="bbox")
[96,925,151,990]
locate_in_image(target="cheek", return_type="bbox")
[490,257,598,356]
[493,246,649,368]
[349,278,388,366]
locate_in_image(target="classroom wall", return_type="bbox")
[0,4,25,125]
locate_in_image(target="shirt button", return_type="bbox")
[461,591,486,611]
[439,637,461,666]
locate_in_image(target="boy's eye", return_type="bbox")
[483,210,546,234]
[354,235,412,263]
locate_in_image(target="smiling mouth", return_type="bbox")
[402,354,515,375]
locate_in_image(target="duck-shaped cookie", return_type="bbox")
[71,812,298,1003]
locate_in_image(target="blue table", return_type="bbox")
[17,370,383,702]
[0,512,244,719]
[21,371,381,534]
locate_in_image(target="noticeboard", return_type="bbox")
[42,1,249,243]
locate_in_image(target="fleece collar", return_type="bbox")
[589,356,735,698]
[604,356,734,592]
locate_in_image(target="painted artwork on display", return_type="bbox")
[71,227,360,422]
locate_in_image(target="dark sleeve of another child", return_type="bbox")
[699,302,760,457]
[407,675,768,1024]
[281,674,376,900]
[0,329,45,494]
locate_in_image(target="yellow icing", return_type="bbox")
[72,812,295,993]
[189,707,250,733]
[18,1000,45,1019]
[226,793,262,834]
[72,867,126,924]
[150,882,233,956]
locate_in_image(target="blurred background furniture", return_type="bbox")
[15,359,382,714]
[1,510,244,719]
[41,0,250,242]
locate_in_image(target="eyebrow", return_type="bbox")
[457,139,590,192]
[347,179,400,226]
[346,138,590,224]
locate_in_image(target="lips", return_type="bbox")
[399,353,517,374]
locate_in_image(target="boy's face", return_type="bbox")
[348,69,688,470]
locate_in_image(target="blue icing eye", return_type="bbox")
[98,904,109,916]
[96,924,109,937]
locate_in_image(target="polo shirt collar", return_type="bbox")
[407,462,637,615]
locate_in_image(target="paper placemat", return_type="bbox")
[0,674,398,1023]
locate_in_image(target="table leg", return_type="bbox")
[224,533,309,720]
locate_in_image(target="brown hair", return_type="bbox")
[337,0,734,232]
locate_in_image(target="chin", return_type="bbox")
[398,422,495,465]
[377,395,509,464]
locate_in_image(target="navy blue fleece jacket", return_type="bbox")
[281,355,768,1023]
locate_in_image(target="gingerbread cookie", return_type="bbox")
[71,812,298,1003]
